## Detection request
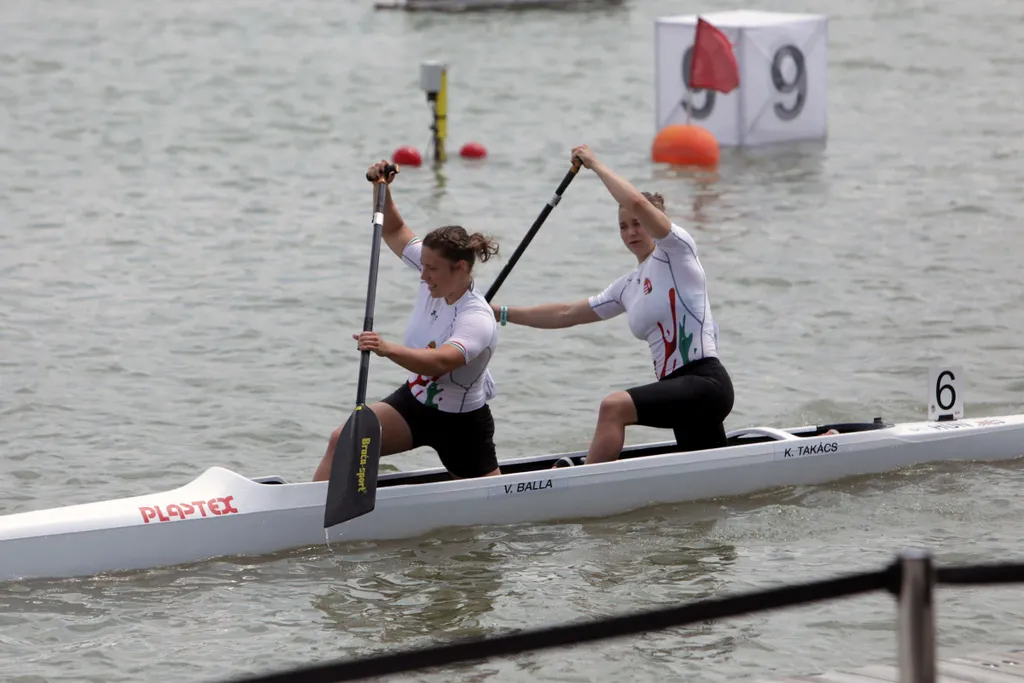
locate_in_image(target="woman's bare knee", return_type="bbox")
[314,404,409,483]
[597,391,638,426]
[367,401,414,455]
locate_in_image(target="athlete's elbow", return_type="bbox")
[438,360,464,375]
[431,354,466,375]
[421,360,452,376]
[556,305,586,329]
[627,195,648,215]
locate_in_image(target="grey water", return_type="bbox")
[2,0,1023,681]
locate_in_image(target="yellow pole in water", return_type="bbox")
[420,61,448,166]
[434,65,447,164]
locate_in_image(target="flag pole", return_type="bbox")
[686,22,695,125]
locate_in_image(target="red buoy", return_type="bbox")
[650,125,719,169]
[392,146,422,167]
[459,141,487,160]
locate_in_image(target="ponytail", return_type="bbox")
[467,232,499,264]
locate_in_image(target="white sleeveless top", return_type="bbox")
[588,222,720,380]
[398,238,499,413]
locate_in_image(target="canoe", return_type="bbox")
[2,412,1023,583]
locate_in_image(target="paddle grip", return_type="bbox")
[366,164,400,183]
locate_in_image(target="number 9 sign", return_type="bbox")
[653,12,827,146]
[740,15,827,146]
[770,45,807,121]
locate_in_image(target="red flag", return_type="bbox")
[688,17,740,94]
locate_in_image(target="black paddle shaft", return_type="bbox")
[484,160,582,303]
[355,164,399,406]
[323,163,398,530]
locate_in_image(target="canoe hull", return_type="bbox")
[2,415,1023,582]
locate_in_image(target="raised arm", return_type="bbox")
[572,144,672,240]
[366,160,416,259]
[496,299,600,330]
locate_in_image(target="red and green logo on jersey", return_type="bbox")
[656,288,694,378]
[408,341,443,408]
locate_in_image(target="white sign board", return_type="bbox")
[928,365,964,421]
[655,10,828,147]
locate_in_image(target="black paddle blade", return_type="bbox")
[324,405,382,528]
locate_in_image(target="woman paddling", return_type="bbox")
[492,144,734,466]
[314,160,503,482]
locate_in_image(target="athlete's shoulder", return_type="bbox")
[598,267,637,298]
[674,221,698,242]
[401,237,424,271]
[653,221,698,256]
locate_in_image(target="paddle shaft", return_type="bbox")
[484,160,582,303]
[355,165,399,406]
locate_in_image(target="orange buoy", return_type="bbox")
[392,146,422,167]
[459,141,487,159]
[651,125,719,169]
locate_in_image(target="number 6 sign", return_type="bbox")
[928,366,964,421]
[655,10,828,147]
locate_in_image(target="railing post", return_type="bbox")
[897,550,936,683]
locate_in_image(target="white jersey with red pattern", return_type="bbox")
[398,238,498,413]
[588,222,719,380]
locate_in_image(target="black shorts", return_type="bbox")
[380,383,498,479]
[626,357,735,452]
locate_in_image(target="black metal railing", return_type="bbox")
[222,551,1024,683]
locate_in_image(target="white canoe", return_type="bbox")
[2,412,1023,583]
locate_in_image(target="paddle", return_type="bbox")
[484,158,582,302]
[324,163,400,530]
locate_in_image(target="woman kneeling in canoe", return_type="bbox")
[313,160,503,482]
[494,144,734,465]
